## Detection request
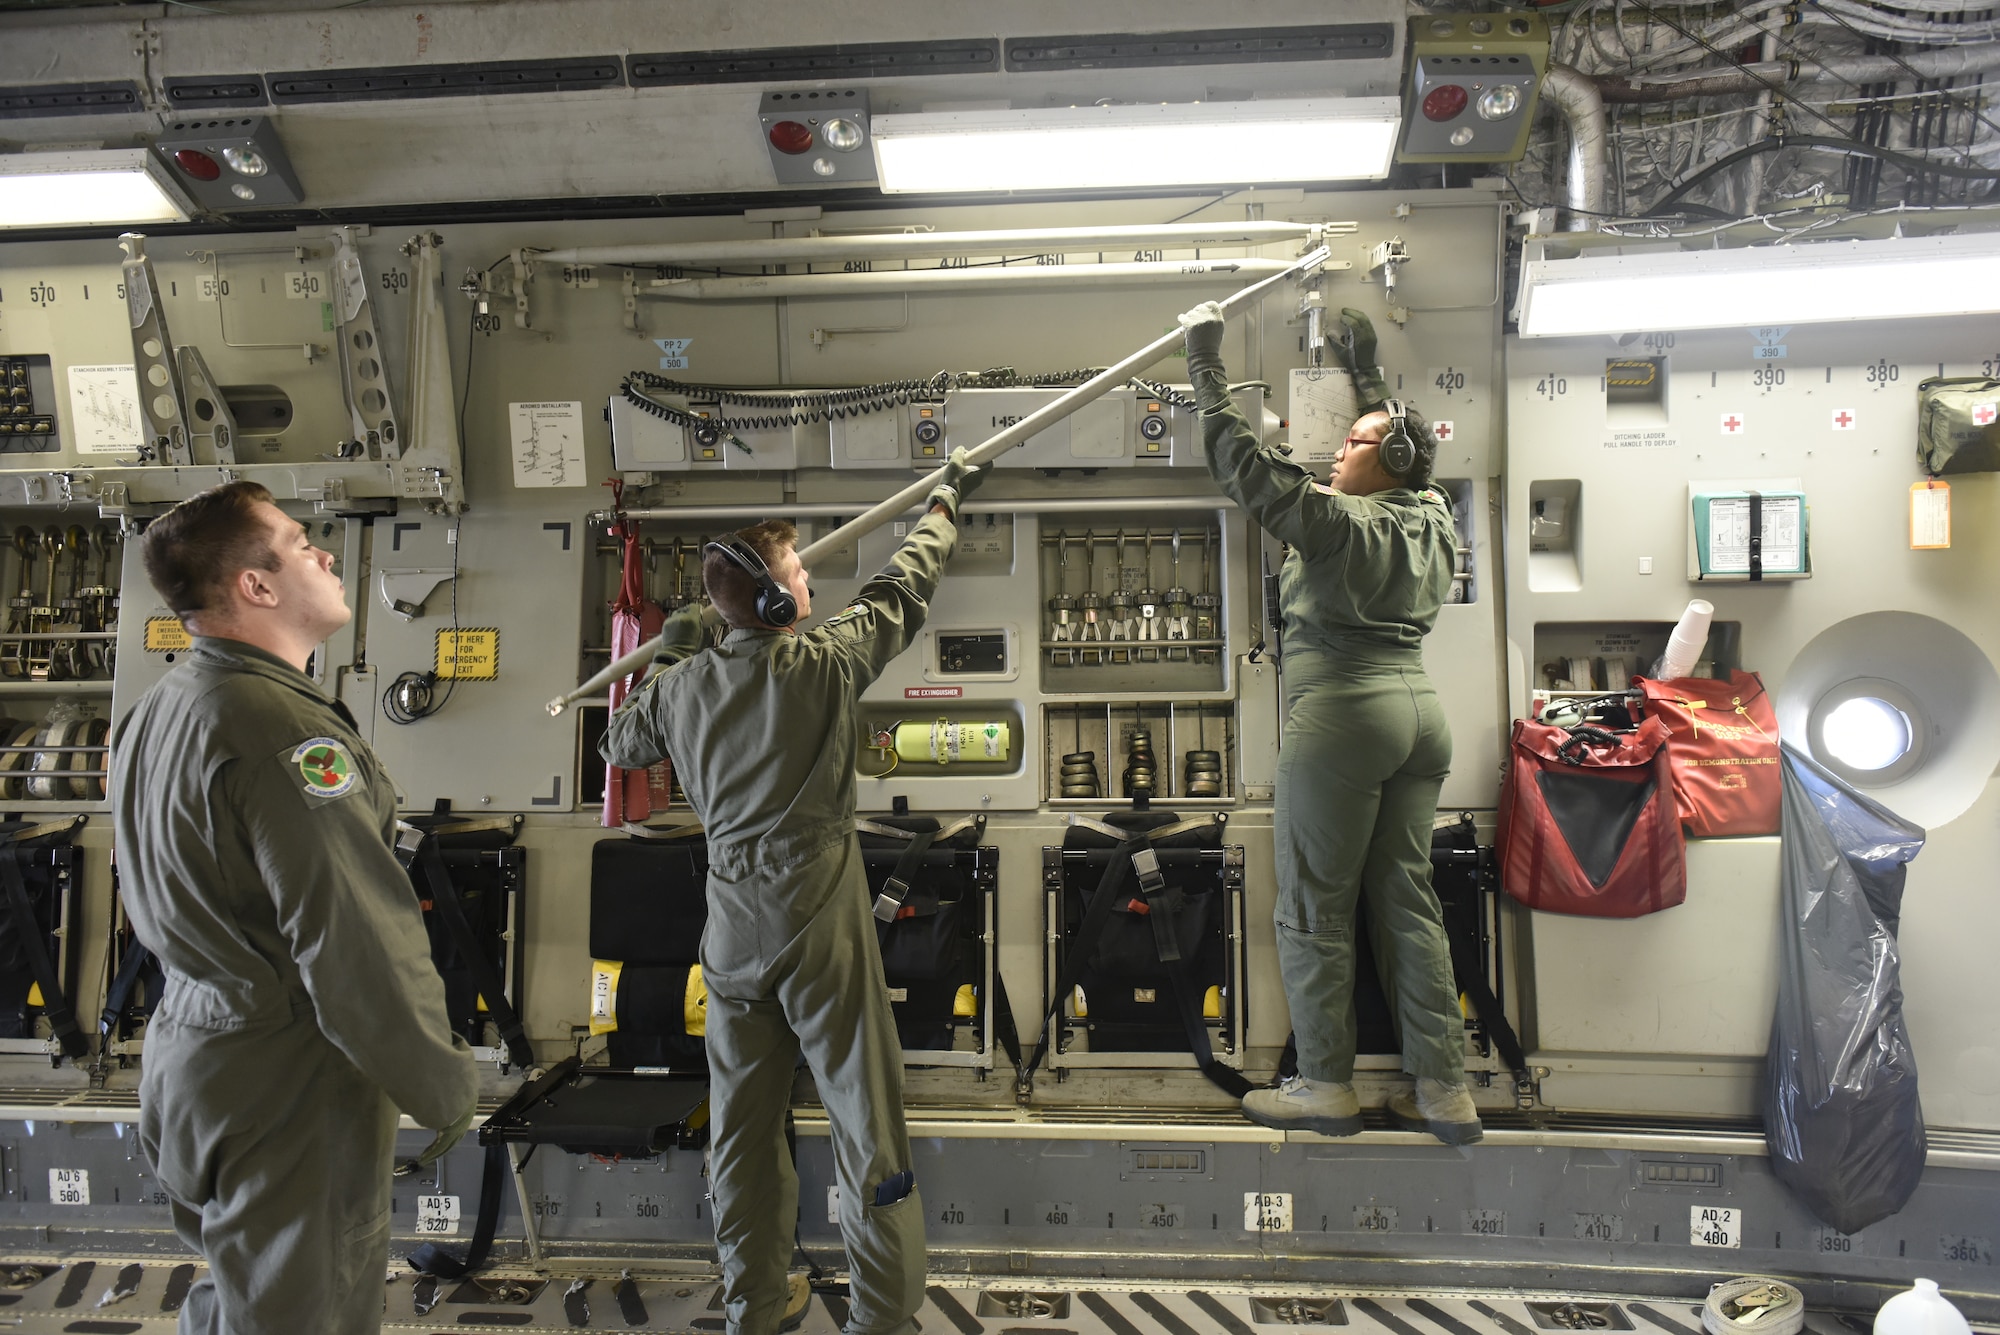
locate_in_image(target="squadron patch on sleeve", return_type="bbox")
[291,737,360,799]
[822,605,866,629]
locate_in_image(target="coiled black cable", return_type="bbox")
[1126,375,1197,411]
[383,669,445,724]
[619,365,1200,436]
[623,370,952,432]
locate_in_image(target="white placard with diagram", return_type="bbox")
[66,365,146,455]
[508,400,588,488]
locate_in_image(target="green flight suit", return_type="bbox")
[1189,360,1466,1086]
[600,513,955,1335]
[111,637,478,1335]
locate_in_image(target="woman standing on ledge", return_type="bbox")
[1178,300,1481,1146]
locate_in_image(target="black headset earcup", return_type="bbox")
[1380,398,1417,477]
[758,586,798,626]
[1382,430,1415,477]
[709,537,797,625]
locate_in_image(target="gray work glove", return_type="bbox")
[926,447,988,520]
[1178,300,1227,371]
[1325,307,1390,409]
[653,599,723,665]
[406,1097,478,1173]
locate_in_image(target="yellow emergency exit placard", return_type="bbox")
[144,617,192,652]
[434,628,500,680]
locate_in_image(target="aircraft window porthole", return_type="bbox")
[1806,676,1928,788]
[1778,612,2000,828]
[1820,696,1912,772]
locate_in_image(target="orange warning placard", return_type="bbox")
[144,617,192,652]
[1910,480,1950,550]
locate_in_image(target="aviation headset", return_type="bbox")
[1379,398,1418,479]
[705,537,798,626]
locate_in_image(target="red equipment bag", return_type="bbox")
[602,518,673,827]
[1498,715,1687,918]
[1635,670,1781,837]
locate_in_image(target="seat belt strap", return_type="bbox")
[1127,847,1185,965]
[402,833,534,1069]
[1018,839,1144,1088]
[1127,842,1246,1096]
[0,850,86,1060]
[872,828,937,923]
[99,938,153,1036]
[1065,813,1219,845]
[1162,954,1252,1098]
[989,970,1023,1073]
[407,1139,508,1278]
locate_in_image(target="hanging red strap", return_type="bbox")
[602,477,671,827]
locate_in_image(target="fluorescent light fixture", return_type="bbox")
[1518,231,2000,337]
[870,98,1401,193]
[0,148,194,230]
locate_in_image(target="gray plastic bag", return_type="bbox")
[1764,745,1927,1234]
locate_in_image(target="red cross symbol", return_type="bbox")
[1832,409,1855,430]
[1433,420,1455,441]
[1721,414,1744,434]
[1974,402,1998,426]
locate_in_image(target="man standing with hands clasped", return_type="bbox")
[601,448,988,1335]
[113,480,479,1333]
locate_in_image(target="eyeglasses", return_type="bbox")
[1335,435,1380,458]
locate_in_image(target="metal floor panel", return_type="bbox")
[0,1265,1989,1335]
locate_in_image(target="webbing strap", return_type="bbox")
[989,970,1023,1074]
[1163,954,1253,1098]
[1748,492,1764,582]
[1131,849,1180,964]
[1065,813,1220,845]
[857,814,983,844]
[873,828,937,924]
[99,938,153,1036]
[406,1139,508,1279]
[408,837,534,1069]
[1018,839,1144,1089]
[0,850,85,1059]
[1028,839,1247,1098]
[1437,842,1530,1084]
[1123,844,1248,1097]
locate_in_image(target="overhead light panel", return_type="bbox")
[760,90,874,185]
[153,116,305,210]
[1517,231,2000,337]
[870,98,1402,193]
[1397,13,1549,164]
[0,149,193,230]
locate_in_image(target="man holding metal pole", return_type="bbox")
[1179,300,1482,1147]
[599,450,986,1335]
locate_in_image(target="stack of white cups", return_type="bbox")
[1654,599,1715,681]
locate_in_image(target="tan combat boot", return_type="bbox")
[1241,1075,1363,1137]
[1388,1078,1484,1145]
[779,1273,813,1333]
